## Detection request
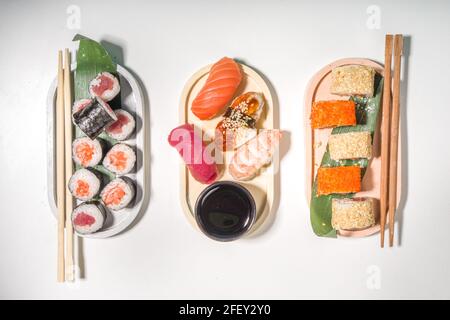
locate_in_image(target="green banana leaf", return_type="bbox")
[310,74,383,238]
[72,34,119,180]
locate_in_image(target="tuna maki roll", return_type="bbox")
[68,168,101,201]
[105,109,135,141]
[72,98,118,140]
[89,72,120,102]
[100,177,135,211]
[72,98,92,114]
[103,143,136,175]
[72,137,103,168]
[72,202,106,234]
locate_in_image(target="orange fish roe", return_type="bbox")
[109,151,127,171]
[317,166,361,196]
[311,100,356,129]
[75,180,90,198]
[103,187,125,206]
[76,142,94,167]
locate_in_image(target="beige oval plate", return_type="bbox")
[179,62,279,238]
[304,58,401,238]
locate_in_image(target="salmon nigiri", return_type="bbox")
[191,57,242,120]
[229,130,282,181]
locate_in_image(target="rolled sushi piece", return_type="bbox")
[103,143,136,175]
[89,72,120,102]
[328,131,372,160]
[311,100,356,129]
[100,177,135,211]
[316,166,361,196]
[72,201,106,235]
[72,98,118,140]
[72,98,93,114]
[68,168,101,201]
[72,137,104,168]
[331,198,375,230]
[331,65,375,97]
[105,109,135,141]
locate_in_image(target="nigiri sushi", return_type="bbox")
[215,92,264,150]
[229,130,282,181]
[168,124,218,184]
[191,57,242,120]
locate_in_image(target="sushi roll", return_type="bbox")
[72,137,104,168]
[72,98,92,114]
[328,131,372,160]
[68,168,101,201]
[105,109,135,141]
[311,100,356,129]
[100,177,135,211]
[72,98,118,140]
[103,143,136,175]
[89,72,120,102]
[72,202,106,235]
[331,65,375,97]
[316,166,361,196]
[331,198,375,230]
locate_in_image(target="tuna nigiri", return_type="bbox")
[168,124,218,184]
[191,57,242,120]
[229,130,282,181]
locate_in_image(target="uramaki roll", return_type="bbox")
[316,166,361,196]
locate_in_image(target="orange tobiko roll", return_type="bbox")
[317,166,361,196]
[311,100,356,129]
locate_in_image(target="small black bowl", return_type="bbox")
[194,181,256,242]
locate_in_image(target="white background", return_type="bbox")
[1,0,449,299]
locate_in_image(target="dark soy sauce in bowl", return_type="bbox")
[195,181,256,241]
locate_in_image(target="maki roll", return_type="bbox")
[331,65,375,97]
[100,177,135,211]
[72,202,106,234]
[89,72,120,102]
[72,98,92,114]
[72,137,104,168]
[72,98,118,140]
[331,198,375,230]
[68,168,101,201]
[328,131,372,160]
[316,166,361,196]
[311,100,356,129]
[105,109,135,141]
[103,143,136,175]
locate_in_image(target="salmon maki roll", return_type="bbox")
[72,137,103,168]
[316,166,361,196]
[311,100,356,129]
[101,177,135,211]
[191,57,242,120]
[229,130,282,181]
[103,143,136,175]
[68,168,101,201]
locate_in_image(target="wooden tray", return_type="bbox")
[304,58,402,238]
[47,64,148,239]
[179,63,279,237]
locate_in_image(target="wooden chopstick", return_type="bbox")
[56,50,66,282]
[63,49,75,281]
[380,35,393,248]
[388,34,403,247]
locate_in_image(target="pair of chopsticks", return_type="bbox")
[380,34,403,248]
[56,49,75,282]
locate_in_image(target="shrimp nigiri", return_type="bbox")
[191,57,242,120]
[229,130,282,181]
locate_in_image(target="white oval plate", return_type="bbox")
[47,64,147,238]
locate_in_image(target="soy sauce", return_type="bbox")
[195,181,256,241]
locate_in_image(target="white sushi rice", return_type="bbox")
[105,109,136,141]
[89,72,120,102]
[72,137,103,167]
[100,178,135,211]
[72,202,106,234]
[103,143,136,175]
[72,98,93,114]
[68,168,101,201]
